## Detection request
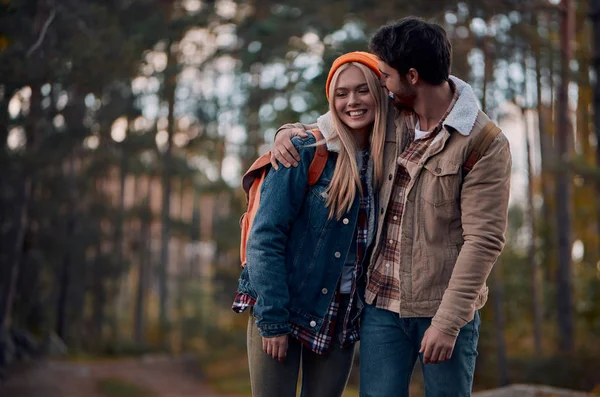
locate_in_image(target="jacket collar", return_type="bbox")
[444,76,480,136]
[316,113,342,153]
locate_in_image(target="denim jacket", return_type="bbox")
[237,132,362,337]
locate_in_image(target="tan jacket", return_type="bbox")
[279,76,511,336]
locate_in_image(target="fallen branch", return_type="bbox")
[26,8,57,58]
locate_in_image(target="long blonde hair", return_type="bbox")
[324,62,388,220]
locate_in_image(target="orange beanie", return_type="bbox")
[325,51,381,100]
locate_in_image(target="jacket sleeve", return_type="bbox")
[275,122,317,137]
[431,133,512,336]
[246,134,317,337]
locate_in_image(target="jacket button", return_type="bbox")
[334,252,341,258]
[310,320,317,327]
[380,208,384,215]
[342,218,349,224]
[435,167,441,174]
[321,288,328,294]
[388,174,393,180]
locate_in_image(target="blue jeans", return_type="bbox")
[359,304,480,397]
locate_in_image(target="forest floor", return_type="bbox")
[0,355,244,397]
[0,355,594,397]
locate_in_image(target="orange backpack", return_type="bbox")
[239,129,329,268]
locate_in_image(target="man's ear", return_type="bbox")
[406,68,419,85]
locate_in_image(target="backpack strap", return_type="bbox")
[307,128,328,186]
[462,121,501,177]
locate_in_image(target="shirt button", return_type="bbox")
[334,252,341,258]
[321,192,329,198]
[342,218,349,225]
[393,216,398,221]
[380,208,384,215]
[435,167,441,174]
[388,174,393,180]
[389,239,393,244]
[310,320,317,327]
[385,263,391,268]
[321,288,328,294]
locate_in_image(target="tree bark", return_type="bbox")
[56,153,76,340]
[591,0,600,263]
[134,177,152,345]
[555,0,575,354]
[521,52,543,357]
[0,84,41,329]
[524,107,543,356]
[159,42,177,343]
[533,13,554,304]
[491,263,509,386]
[110,141,128,341]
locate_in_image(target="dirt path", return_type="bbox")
[0,356,243,397]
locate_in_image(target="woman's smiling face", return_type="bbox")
[333,65,376,134]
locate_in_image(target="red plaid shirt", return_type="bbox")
[365,83,459,313]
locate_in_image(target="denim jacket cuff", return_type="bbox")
[257,321,292,338]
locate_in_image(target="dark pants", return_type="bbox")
[247,296,355,397]
[359,303,480,397]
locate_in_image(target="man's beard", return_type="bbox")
[389,92,413,110]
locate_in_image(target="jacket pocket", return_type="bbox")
[308,183,334,230]
[422,160,461,207]
[418,160,462,248]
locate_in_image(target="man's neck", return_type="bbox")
[413,81,454,132]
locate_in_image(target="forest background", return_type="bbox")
[1,0,600,394]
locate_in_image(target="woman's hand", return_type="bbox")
[262,334,289,362]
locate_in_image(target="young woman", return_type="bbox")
[232,52,389,397]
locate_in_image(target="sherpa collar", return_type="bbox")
[316,113,342,152]
[444,76,480,136]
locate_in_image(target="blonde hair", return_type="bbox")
[324,62,388,219]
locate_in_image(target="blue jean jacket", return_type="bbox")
[237,132,361,337]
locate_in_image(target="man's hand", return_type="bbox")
[420,326,457,364]
[270,128,308,169]
[262,334,289,362]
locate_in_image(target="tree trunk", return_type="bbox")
[56,153,76,340]
[0,84,40,330]
[0,180,30,331]
[159,42,177,343]
[109,142,128,341]
[524,107,543,356]
[92,177,108,345]
[491,263,508,386]
[92,243,106,344]
[591,0,600,263]
[521,52,543,356]
[555,0,575,354]
[481,32,492,114]
[134,177,152,344]
[533,13,554,310]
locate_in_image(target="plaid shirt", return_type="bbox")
[232,151,371,355]
[365,83,459,314]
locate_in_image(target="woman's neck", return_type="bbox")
[352,127,371,150]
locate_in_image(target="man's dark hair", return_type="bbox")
[369,17,451,85]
